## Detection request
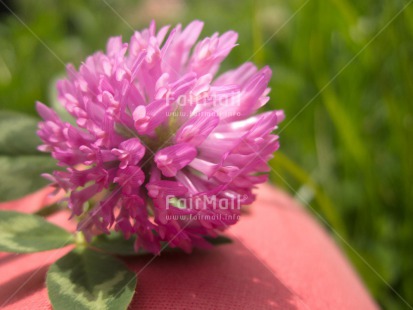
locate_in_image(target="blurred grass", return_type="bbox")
[0,0,412,308]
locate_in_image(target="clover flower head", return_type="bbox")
[36,20,284,253]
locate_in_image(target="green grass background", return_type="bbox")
[0,0,412,308]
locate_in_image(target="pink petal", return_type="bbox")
[155,143,197,177]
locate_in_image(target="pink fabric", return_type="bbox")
[0,184,378,309]
[0,187,61,214]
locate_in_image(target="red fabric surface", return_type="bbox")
[0,184,378,309]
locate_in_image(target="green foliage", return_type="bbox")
[91,232,143,256]
[0,111,57,201]
[0,211,74,252]
[0,0,412,308]
[265,2,413,308]
[91,232,232,256]
[47,248,137,310]
[204,235,233,245]
[0,111,42,154]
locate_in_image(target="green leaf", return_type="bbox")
[204,235,233,246]
[0,211,74,253]
[0,111,43,156]
[47,248,137,310]
[0,111,58,202]
[91,232,142,256]
[0,156,58,202]
[91,232,232,256]
[35,203,65,217]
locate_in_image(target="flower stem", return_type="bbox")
[75,231,87,249]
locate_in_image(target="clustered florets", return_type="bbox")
[37,20,284,253]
